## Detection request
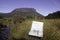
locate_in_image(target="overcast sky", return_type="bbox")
[0,0,60,16]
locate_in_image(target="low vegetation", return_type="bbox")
[6,18,60,40]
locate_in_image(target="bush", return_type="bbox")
[0,16,3,19]
[13,37,27,40]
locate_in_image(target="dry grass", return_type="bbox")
[0,19,60,40]
[43,19,60,40]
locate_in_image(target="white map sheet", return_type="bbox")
[29,21,44,37]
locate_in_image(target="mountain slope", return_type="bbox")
[45,11,60,19]
[0,8,44,19]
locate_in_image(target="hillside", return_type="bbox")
[45,11,60,19]
[0,8,44,19]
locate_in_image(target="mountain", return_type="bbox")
[45,11,60,19]
[11,8,44,18]
[12,8,36,13]
[0,8,44,19]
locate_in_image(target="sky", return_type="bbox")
[0,0,60,16]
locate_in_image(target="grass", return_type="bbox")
[43,19,60,40]
[0,18,60,40]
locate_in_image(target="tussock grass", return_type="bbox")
[43,19,60,40]
[1,19,60,40]
[10,19,60,40]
